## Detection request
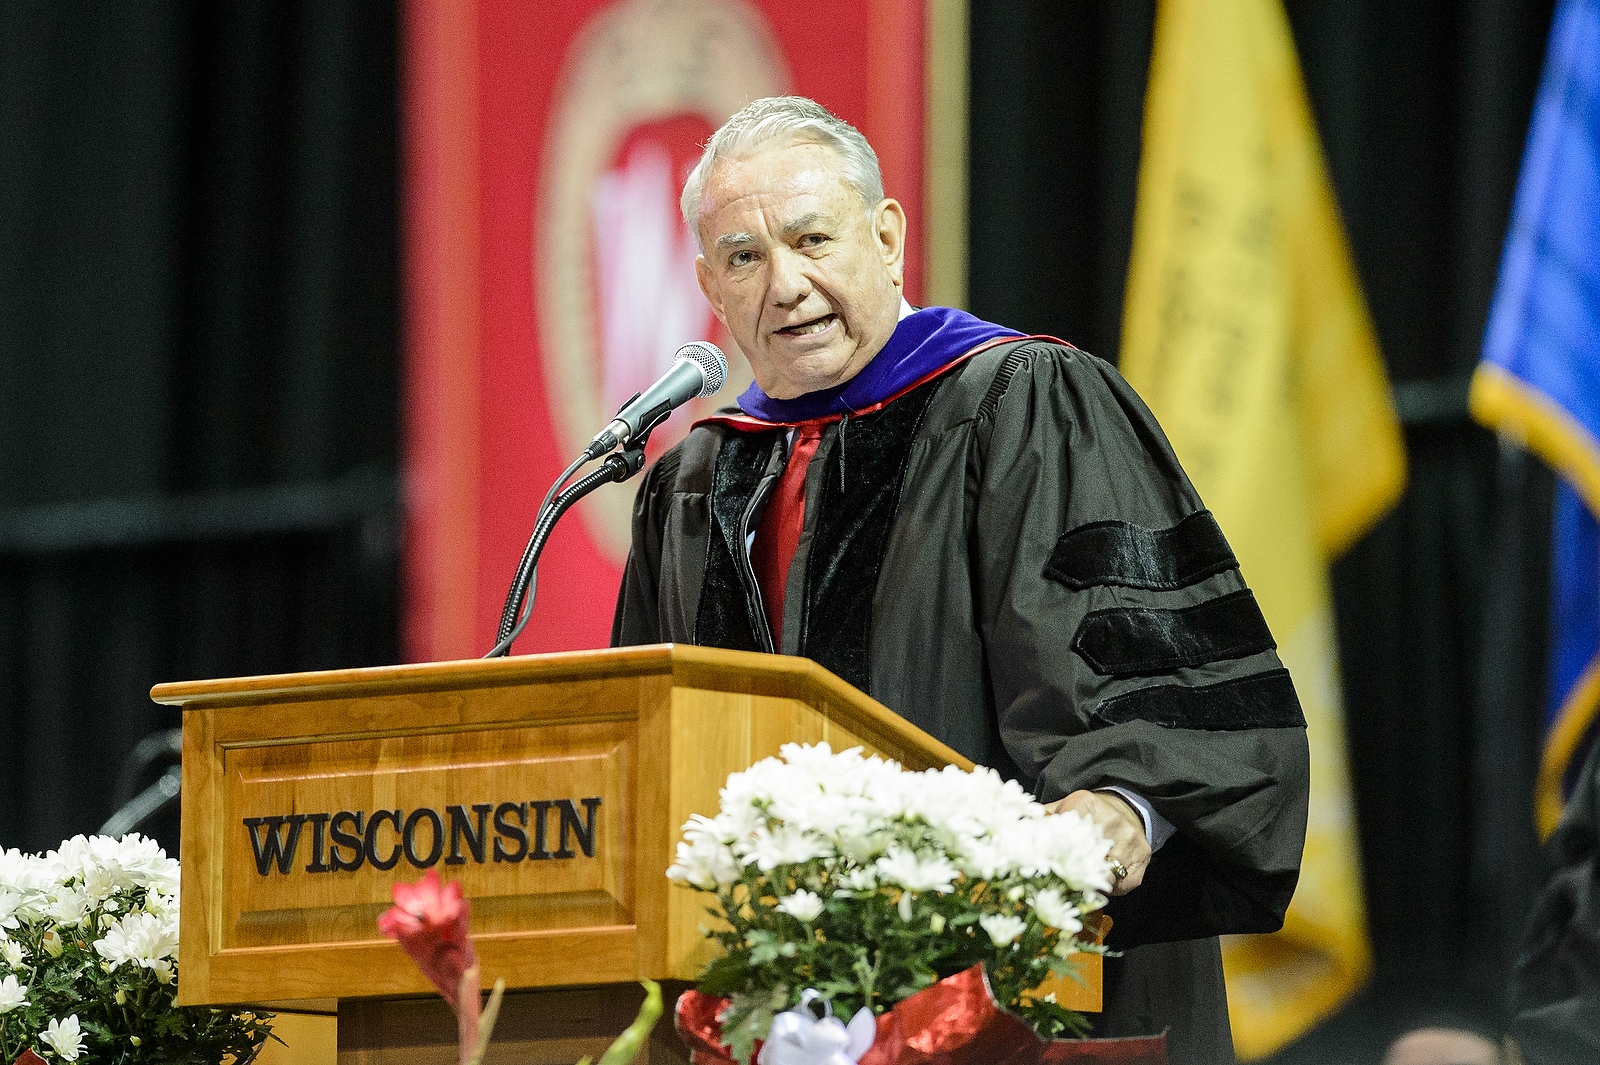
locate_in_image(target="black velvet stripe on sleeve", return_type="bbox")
[1044,510,1238,591]
[694,429,779,653]
[1071,589,1276,677]
[1091,669,1306,731]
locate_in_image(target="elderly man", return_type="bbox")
[612,96,1309,1065]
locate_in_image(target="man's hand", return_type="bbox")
[1046,790,1151,896]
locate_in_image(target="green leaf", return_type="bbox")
[698,954,754,997]
[595,981,663,1065]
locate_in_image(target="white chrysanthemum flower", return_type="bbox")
[1035,811,1114,891]
[777,793,873,844]
[978,913,1028,948]
[141,886,179,921]
[82,864,121,903]
[44,836,93,883]
[925,766,1038,836]
[778,743,887,796]
[1,939,24,968]
[836,820,898,863]
[775,890,824,923]
[0,850,26,890]
[666,817,740,890]
[0,974,27,1013]
[41,1014,85,1061]
[94,911,179,977]
[1031,887,1083,934]
[875,847,958,893]
[0,890,24,932]
[717,756,782,811]
[47,834,179,902]
[719,744,913,848]
[0,851,49,926]
[90,835,180,897]
[741,825,826,872]
[954,837,1002,880]
[0,848,47,894]
[105,835,180,892]
[44,887,90,930]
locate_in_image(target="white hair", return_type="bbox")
[680,96,885,247]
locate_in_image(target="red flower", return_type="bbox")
[377,867,477,1010]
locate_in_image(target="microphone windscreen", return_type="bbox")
[676,342,727,398]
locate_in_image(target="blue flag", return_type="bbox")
[1472,0,1600,837]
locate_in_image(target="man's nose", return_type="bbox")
[767,248,811,306]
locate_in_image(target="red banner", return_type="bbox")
[402,0,958,662]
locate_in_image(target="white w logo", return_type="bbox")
[591,140,715,417]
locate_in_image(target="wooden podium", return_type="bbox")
[153,644,1099,1064]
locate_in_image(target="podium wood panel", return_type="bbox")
[337,984,692,1065]
[156,643,1101,1018]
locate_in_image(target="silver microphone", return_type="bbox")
[586,342,727,458]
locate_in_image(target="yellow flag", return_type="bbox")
[1119,0,1406,1056]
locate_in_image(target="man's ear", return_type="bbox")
[875,198,907,287]
[695,255,728,326]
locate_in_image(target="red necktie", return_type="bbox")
[751,421,826,647]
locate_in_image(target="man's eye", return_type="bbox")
[798,233,828,248]
[729,250,756,267]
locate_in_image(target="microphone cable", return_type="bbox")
[483,341,724,658]
[484,448,646,658]
[484,452,588,658]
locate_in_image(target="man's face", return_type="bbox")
[693,139,906,400]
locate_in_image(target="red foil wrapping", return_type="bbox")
[676,965,1166,1065]
[12,1050,47,1065]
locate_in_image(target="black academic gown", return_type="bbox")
[1509,738,1600,1064]
[613,337,1311,1065]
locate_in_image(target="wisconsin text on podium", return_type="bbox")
[242,798,605,875]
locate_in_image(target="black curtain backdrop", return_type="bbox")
[968,0,1559,1058]
[0,3,398,856]
[0,0,1569,1057]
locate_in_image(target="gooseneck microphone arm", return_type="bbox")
[483,445,648,658]
[483,341,728,659]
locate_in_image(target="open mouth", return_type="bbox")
[776,313,838,338]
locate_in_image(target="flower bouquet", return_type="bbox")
[0,834,272,1064]
[667,744,1165,1065]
